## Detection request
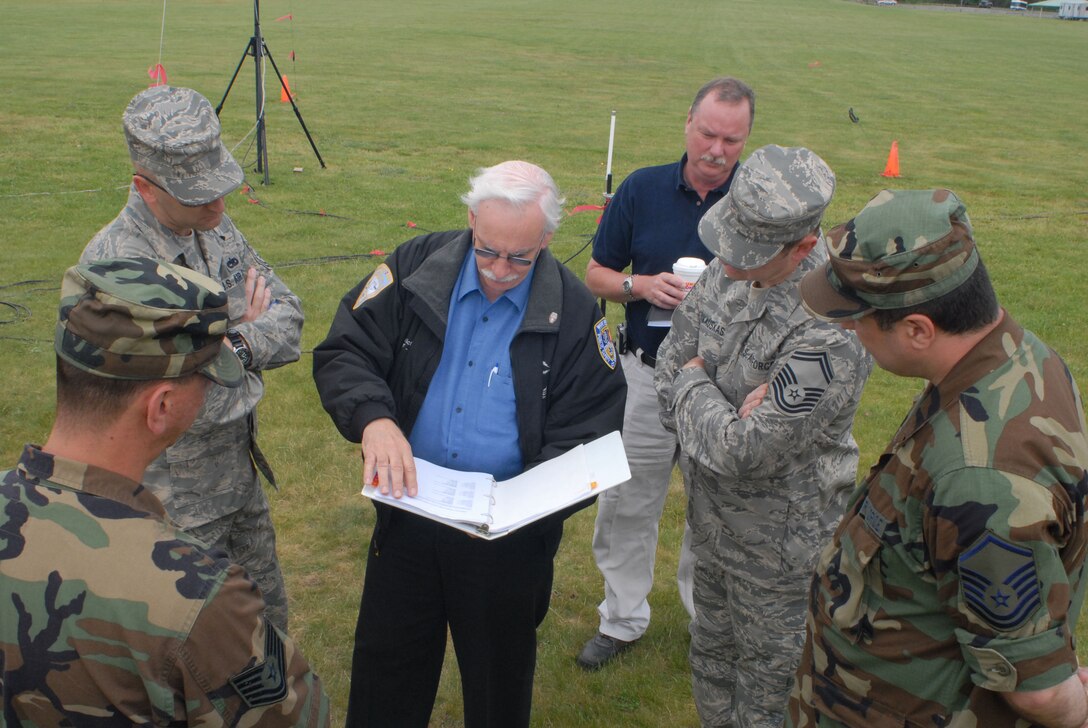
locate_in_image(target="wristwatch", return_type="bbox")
[225,328,253,370]
[621,275,636,302]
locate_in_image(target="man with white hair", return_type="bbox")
[313,160,627,727]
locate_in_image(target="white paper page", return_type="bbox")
[362,459,494,525]
[646,305,674,327]
[488,431,631,533]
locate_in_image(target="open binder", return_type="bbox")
[361,431,630,540]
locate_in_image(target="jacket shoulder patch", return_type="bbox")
[594,318,617,370]
[959,532,1041,631]
[229,620,289,707]
[770,350,833,416]
[353,263,394,309]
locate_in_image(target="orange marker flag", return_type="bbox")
[147,64,168,87]
[280,76,294,102]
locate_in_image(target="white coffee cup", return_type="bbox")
[673,257,706,295]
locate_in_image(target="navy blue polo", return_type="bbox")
[591,153,736,358]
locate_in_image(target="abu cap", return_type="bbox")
[699,144,835,270]
[799,189,979,322]
[123,86,244,206]
[56,257,243,387]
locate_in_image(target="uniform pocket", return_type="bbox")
[818,501,885,635]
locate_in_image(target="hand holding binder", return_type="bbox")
[361,431,630,539]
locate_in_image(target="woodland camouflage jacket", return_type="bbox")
[788,313,1088,727]
[0,446,329,726]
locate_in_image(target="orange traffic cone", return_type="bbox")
[881,141,900,178]
[280,76,294,103]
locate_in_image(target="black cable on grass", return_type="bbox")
[0,301,33,325]
[561,233,595,266]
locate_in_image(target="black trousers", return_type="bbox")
[344,509,563,728]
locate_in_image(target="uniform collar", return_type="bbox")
[893,310,1021,448]
[17,444,169,520]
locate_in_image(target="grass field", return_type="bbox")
[2,0,1087,724]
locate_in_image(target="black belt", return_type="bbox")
[634,348,656,367]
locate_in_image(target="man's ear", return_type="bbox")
[467,208,476,229]
[899,313,937,352]
[132,174,157,205]
[790,234,819,263]
[141,381,176,437]
[539,231,554,250]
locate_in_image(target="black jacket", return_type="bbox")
[313,230,627,525]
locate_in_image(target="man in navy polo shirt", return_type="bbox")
[578,77,755,670]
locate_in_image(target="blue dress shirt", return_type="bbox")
[409,247,534,481]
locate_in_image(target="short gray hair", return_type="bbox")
[690,77,756,132]
[461,160,565,234]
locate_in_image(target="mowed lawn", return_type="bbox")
[1,0,1086,724]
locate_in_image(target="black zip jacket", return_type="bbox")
[313,230,627,529]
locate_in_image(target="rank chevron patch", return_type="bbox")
[770,350,833,416]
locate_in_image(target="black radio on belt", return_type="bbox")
[616,323,628,355]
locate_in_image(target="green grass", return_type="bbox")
[2,0,1087,724]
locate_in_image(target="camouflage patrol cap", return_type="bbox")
[799,189,980,322]
[699,145,835,270]
[55,257,243,387]
[123,86,244,206]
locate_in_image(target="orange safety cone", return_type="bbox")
[280,76,294,103]
[881,140,900,178]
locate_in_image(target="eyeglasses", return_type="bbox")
[472,233,542,268]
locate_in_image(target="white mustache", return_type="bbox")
[700,154,727,166]
[480,267,520,284]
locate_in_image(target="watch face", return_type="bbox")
[623,277,633,294]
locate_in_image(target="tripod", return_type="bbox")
[217,0,325,185]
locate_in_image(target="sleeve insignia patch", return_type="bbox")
[770,350,833,416]
[352,263,394,309]
[959,532,1041,631]
[229,619,289,707]
[594,317,617,370]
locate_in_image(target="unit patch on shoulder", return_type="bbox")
[770,350,834,416]
[959,531,1041,632]
[229,619,289,707]
[594,318,617,370]
[353,263,394,309]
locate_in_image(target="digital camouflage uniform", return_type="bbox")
[656,146,871,728]
[788,189,1088,727]
[0,258,329,726]
[80,86,303,631]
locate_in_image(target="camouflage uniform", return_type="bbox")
[80,87,303,631]
[788,190,1088,726]
[1,258,329,726]
[656,146,871,728]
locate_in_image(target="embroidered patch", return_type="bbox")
[352,263,394,309]
[859,496,889,540]
[594,318,617,370]
[770,350,833,416]
[959,532,1041,631]
[229,620,289,707]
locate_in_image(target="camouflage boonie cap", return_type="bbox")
[123,86,244,206]
[55,257,243,387]
[799,189,980,322]
[699,145,835,270]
